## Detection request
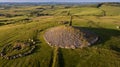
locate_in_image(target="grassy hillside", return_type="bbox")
[0,3,120,67]
[42,7,104,16]
[100,5,120,16]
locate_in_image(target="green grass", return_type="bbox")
[0,4,120,67]
[100,5,120,16]
[42,7,104,16]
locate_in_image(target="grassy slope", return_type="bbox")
[61,15,120,67]
[0,5,120,67]
[0,16,60,67]
[100,5,120,16]
[42,7,104,16]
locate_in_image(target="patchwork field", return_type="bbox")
[0,3,120,67]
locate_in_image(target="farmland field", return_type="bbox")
[0,2,120,67]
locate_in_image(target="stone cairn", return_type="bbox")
[44,12,98,49]
[0,39,36,60]
[44,25,98,49]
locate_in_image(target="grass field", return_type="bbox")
[0,3,120,67]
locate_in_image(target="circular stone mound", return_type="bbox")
[44,25,98,49]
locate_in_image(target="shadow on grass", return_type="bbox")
[110,45,120,52]
[74,26,120,53]
[49,48,65,67]
[58,48,65,67]
[74,26,120,45]
[49,51,53,67]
